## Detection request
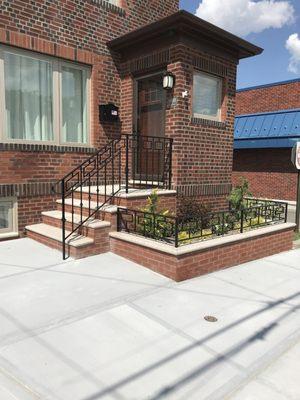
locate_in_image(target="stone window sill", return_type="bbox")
[0,232,19,241]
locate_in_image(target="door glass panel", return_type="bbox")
[136,75,165,179]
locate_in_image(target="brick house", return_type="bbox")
[0,0,262,240]
[233,79,300,201]
[1,1,292,281]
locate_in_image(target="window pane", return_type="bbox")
[0,202,11,231]
[193,73,221,118]
[62,66,87,144]
[4,52,53,141]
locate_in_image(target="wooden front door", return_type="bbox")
[134,73,166,180]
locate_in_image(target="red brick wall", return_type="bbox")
[18,195,56,234]
[166,46,236,204]
[0,0,179,233]
[232,148,298,201]
[110,225,294,281]
[0,149,94,184]
[120,43,237,208]
[236,80,300,115]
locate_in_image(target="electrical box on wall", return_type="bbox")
[99,103,119,122]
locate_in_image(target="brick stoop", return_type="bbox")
[26,221,111,259]
[25,185,177,259]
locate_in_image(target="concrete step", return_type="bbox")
[72,185,177,211]
[56,198,119,213]
[75,185,176,199]
[41,210,111,239]
[25,223,110,259]
[25,223,94,248]
[42,210,110,229]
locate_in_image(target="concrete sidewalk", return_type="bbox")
[0,238,299,400]
[230,339,300,400]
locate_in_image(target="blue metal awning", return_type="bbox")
[234,109,300,149]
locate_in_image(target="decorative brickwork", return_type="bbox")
[0,143,96,153]
[0,183,56,197]
[129,49,171,73]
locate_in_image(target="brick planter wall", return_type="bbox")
[110,223,295,281]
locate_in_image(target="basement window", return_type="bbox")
[192,71,222,121]
[0,198,18,236]
[0,46,91,146]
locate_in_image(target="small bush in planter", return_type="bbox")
[177,195,212,228]
[229,178,252,211]
[139,190,172,240]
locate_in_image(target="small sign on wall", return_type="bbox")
[291,142,300,170]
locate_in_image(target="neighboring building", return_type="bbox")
[233,79,300,201]
[0,1,262,243]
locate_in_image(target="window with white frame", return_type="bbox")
[0,198,17,235]
[107,0,120,5]
[192,71,222,121]
[0,46,90,145]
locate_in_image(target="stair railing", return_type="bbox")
[58,137,125,259]
[52,134,173,259]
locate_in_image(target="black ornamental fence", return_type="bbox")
[52,134,173,259]
[117,198,288,247]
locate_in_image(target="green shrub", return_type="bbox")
[177,195,212,228]
[139,190,172,240]
[229,178,252,211]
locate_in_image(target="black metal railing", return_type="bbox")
[117,199,288,248]
[127,134,173,190]
[53,134,173,259]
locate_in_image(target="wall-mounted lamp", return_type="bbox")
[163,72,175,90]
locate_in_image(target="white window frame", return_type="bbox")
[192,70,222,122]
[107,0,120,5]
[0,197,18,237]
[0,45,91,147]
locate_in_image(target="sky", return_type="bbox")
[179,0,300,89]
